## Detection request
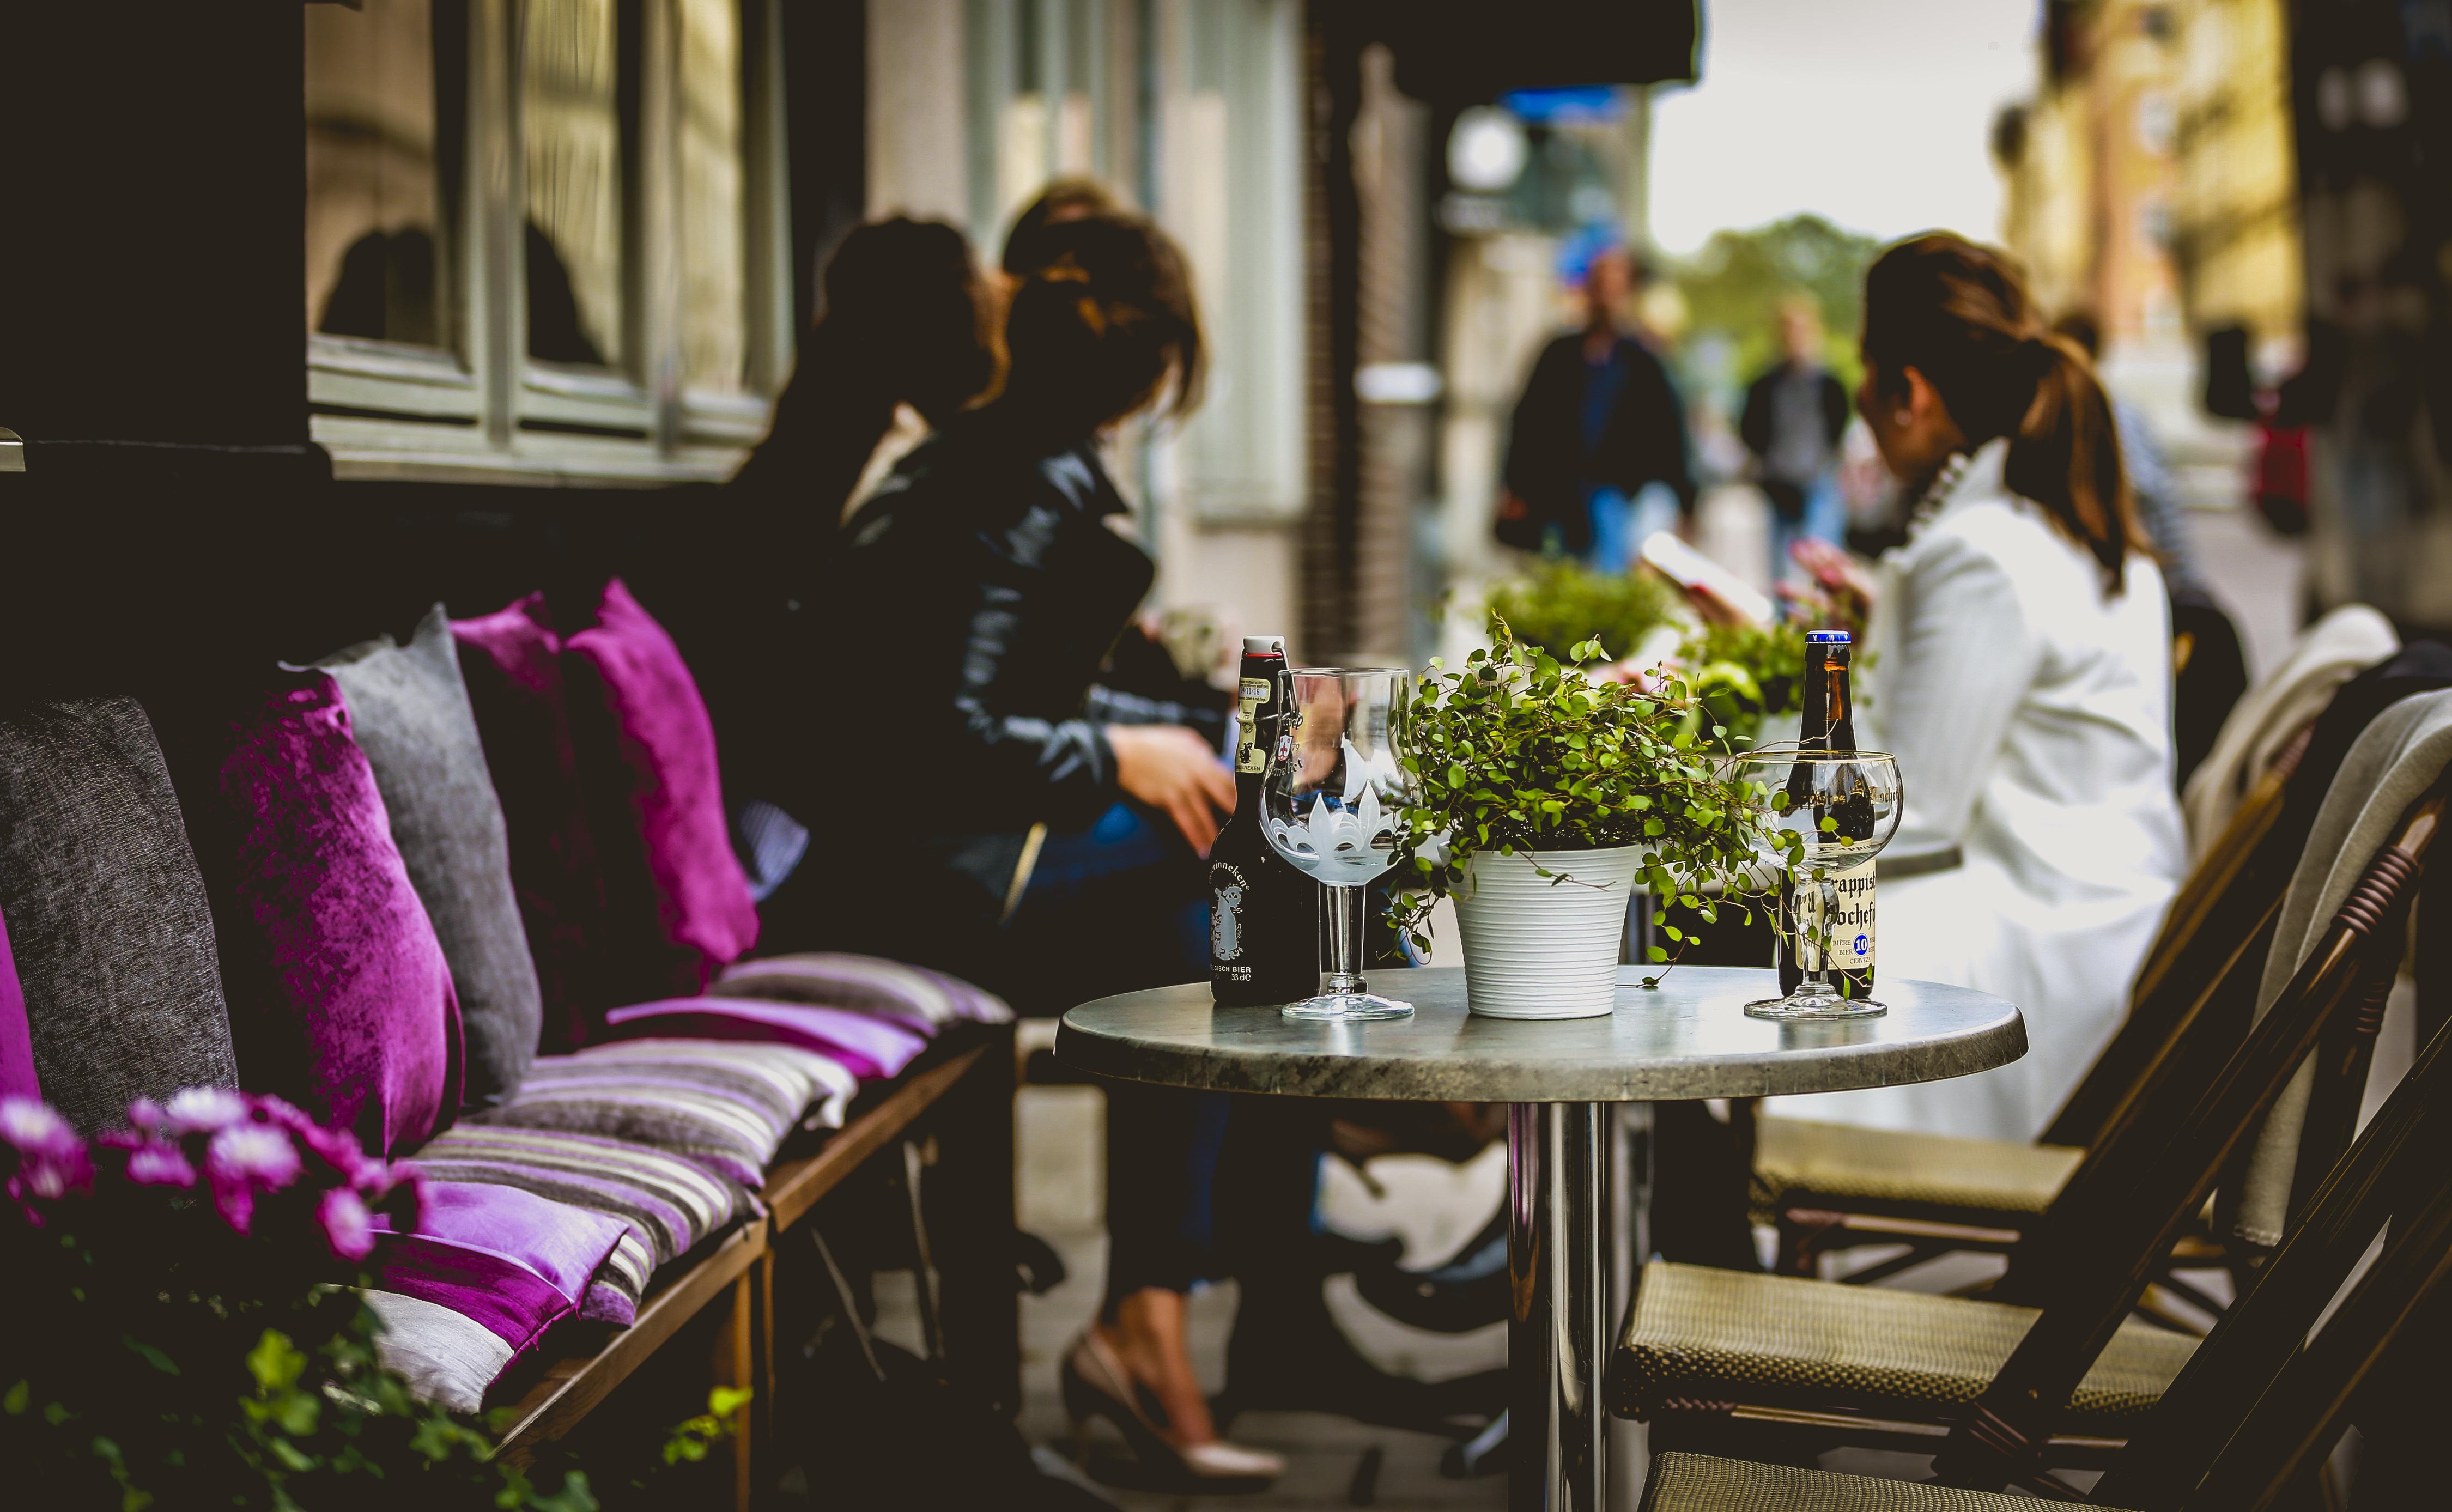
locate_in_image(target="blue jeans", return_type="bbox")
[1586,482,1685,575]
[1766,473,1845,586]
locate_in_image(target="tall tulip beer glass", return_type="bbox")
[1261,667,1416,1021]
[1734,749,1903,1020]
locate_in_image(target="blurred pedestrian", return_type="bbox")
[1740,292,1851,586]
[1497,246,1695,569]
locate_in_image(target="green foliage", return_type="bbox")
[1483,558,1682,668]
[1673,619,1811,751]
[1673,214,1883,396]
[1391,616,1802,978]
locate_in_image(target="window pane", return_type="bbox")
[679,0,746,392]
[524,0,626,368]
[306,0,447,348]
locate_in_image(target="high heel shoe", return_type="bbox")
[1060,1329,1286,1487]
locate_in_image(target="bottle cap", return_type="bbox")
[1805,630,1852,645]
[1243,635,1287,655]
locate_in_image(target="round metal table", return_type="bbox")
[1057,963,2025,1512]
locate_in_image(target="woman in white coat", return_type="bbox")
[1779,233,2188,1141]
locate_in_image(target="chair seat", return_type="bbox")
[1754,1117,2084,1219]
[1612,1263,2198,1432]
[1637,1454,2141,1511]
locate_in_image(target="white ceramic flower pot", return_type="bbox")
[1452,846,1644,1019]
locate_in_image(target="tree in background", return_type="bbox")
[1672,214,1882,399]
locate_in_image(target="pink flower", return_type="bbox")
[124,1140,198,1189]
[162,1088,252,1135]
[317,1187,377,1262]
[2,1100,92,1220]
[0,1098,81,1161]
[204,1123,303,1234]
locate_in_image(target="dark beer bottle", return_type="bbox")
[1210,636,1321,1004]
[1775,630,1876,997]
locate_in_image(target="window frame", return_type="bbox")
[306,0,792,486]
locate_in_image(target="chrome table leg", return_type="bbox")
[1509,1101,1608,1512]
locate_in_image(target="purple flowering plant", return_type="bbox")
[0,1090,602,1510]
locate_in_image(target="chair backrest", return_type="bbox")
[2040,724,2308,1152]
[2091,1008,2452,1510]
[1927,755,2451,1490]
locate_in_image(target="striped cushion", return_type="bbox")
[404,1123,747,1323]
[714,951,1012,1030]
[476,1039,857,1188]
[603,997,931,1080]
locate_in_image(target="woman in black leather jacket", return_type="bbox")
[764,212,1280,1485]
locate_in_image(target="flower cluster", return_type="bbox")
[2,1087,421,1262]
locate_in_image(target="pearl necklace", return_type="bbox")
[1906,449,1976,536]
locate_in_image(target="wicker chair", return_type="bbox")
[1755,725,2317,1290]
[1638,968,2452,1510]
[1609,760,2450,1487]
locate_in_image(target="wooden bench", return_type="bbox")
[490,1022,1018,1508]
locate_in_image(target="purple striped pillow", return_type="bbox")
[405,1122,745,1321]
[477,1039,855,1188]
[714,952,1012,1029]
[602,998,930,1082]
[366,1180,629,1402]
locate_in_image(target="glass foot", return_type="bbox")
[1744,992,1887,1021]
[1283,992,1413,1022]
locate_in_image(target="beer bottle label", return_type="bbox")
[1235,677,1272,774]
[1798,857,1875,971]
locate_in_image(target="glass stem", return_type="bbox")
[1323,884,1367,995]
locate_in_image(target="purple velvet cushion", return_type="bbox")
[453,593,609,1052]
[0,906,34,1102]
[603,997,931,1082]
[562,579,761,1002]
[363,1180,630,1409]
[165,673,463,1156]
[714,952,1014,1029]
[371,1180,633,1334]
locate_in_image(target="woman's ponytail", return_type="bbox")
[2004,331,2141,594]
[1863,233,2153,598]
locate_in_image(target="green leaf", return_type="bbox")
[1647,945,1670,962]
[122,1335,181,1377]
[708,1386,754,1418]
[1662,925,1683,942]
[247,1331,307,1394]
[3,1380,28,1416]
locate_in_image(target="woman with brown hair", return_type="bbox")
[769,208,1284,1486]
[1777,232,2187,1141]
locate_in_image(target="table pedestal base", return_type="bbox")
[1509,1101,1608,1511]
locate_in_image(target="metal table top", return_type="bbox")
[1056,964,2025,1104]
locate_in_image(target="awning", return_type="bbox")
[1367,0,1701,104]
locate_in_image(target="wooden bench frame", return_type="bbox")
[489,1022,1018,1507]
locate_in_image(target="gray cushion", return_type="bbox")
[320,605,544,1108]
[0,698,238,1130]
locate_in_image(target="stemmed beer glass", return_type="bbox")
[1732,748,1903,1019]
[1261,667,1416,1021]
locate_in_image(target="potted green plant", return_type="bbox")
[1392,619,1796,1019]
